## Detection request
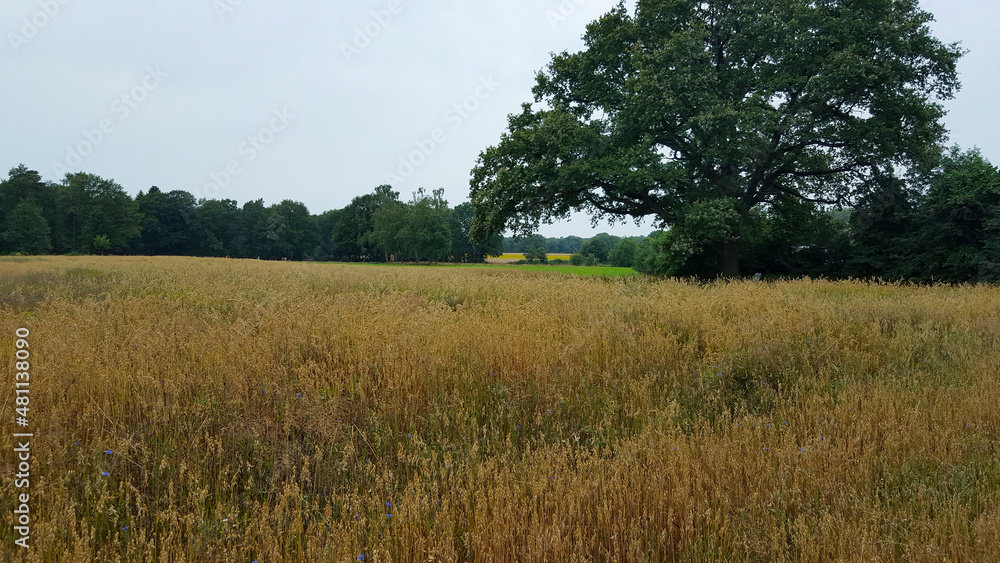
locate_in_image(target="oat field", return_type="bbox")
[2,256,999,562]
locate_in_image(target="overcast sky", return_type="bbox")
[2,0,997,238]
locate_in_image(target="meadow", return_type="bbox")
[1,256,999,562]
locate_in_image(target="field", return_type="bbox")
[365,262,639,278]
[2,256,1000,562]
[488,253,574,264]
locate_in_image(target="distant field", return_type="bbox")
[486,263,637,276]
[2,256,999,561]
[360,261,639,277]
[496,253,574,260]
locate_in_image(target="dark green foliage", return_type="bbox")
[579,238,609,264]
[608,238,638,268]
[330,185,398,261]
[917,149,1000,282]
[848,148,1000,283]
[56,173,142,254]
[398,188,451,262]
[471,0,963,276]
[134,187,198,255]
[524,246,548,264]
[449,202,503,263]
[0,165,57,253]
[2,201,52,254]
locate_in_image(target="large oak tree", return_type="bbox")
[470,0,963,276]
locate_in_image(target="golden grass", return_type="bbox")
[1,256,999,561]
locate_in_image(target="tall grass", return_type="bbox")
[1,256,999,561]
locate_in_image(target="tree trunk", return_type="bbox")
[719,239,740,278]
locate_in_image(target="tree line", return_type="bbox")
[0,167,502,263]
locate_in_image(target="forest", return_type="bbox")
[2,144,999,283]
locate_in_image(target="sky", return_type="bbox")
[2,0,997,238]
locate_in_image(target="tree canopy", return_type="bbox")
[470,0,964,276]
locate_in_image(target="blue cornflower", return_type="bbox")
[104,450,113,454]
[102,472,110,476]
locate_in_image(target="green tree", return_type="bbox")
[1,165,57,252]
[470,0,963,277]
[608,237,638,267]
[241,199,270,258]
[314,209,341,261]
[331,185,399,261]
[135,187,198,255]
[371,200,409,261]
[91,234,111,255]
[2,201,52,254]
[848,176,922,280]
[449,202,503,263]
[57,173,141,254]
[271,200,317,260]
[399,188,451,262]
[192,199,243,257]
[524,246,548,264]
[579,238,609,263]
[914,148,1000,282]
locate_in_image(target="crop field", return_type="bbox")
[496,253,575,260]
[1,256,1000,562]
[363,262,639,278]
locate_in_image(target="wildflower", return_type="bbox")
[102,472,109,476]
[104,450,113,454]
[385,502,392,508]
